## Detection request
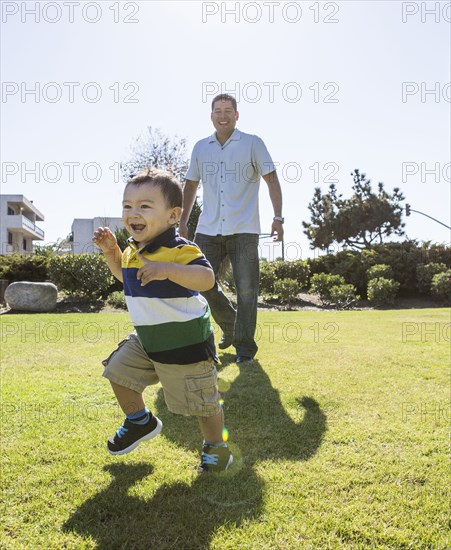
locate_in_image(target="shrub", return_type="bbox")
[272,260,310,288]
[367,264,393,281]
[308,241,451,295]
[115,227,131,252]
[416,262,448,294]
[430,270,451,303]
[309,273,345,305]
[308,250,367,294]
[259,262,277,294]
[259,260,309,296]
[273,278,301,306]
[369,242,450,294]
[367,277,400,306]
[107,291,127,309]
[0,254,49,282]
[329,284,360,309]
[48,254,115,300]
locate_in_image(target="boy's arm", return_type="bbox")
[136,253,214,291]
[92,227,123,282]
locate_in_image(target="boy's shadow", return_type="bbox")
[63,358,327,549]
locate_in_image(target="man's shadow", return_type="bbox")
[63,358,326,549]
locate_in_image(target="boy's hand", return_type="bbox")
[92,227,118,254]
[136,252,169,286]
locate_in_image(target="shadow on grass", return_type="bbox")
[63,358,326,549]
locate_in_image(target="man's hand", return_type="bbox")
[136,252,169,286]
[178,221,189,239]
[92,227,118,254]
[271,219,284,242]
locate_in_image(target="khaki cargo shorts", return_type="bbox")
[102,332,221,417]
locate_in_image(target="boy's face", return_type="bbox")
[211,99,239,136]
[122,182,181,247]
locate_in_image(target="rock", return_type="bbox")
[5,281,58,312]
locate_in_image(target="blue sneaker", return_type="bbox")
[198,444,233,473]
[107,415,162,455]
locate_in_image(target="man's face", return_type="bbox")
[122,183,180,246]
[211,100,239,135]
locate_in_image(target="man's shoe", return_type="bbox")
[236,355,253,364]
[218,335,233,350]
[107,415,162,455]
[198,444,233,474]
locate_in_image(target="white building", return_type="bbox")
[0,195,45,255]
[70,218,125,254]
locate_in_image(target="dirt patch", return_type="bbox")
[0,292,446,315]
[0,294,125,315]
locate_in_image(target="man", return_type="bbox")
[179,94,284,364]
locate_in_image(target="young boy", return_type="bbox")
[92,168,233,473]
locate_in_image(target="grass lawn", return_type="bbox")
[1,308,449,549]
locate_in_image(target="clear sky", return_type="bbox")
[1,0,450,259]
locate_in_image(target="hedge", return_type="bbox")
[0,254,49,283]
[307,241,450,295]
[260,259,310,294]
[47,254,119,300]
[431,270,451,303]
[273,278,301,306]
[367,278,400,306]
[416,263,448,294]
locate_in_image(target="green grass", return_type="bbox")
[1,309,449,549]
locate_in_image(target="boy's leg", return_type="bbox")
[154,358,233,472]
[110,381,145,415]
[197,410,233,473]
[101,334,163,455]
[197,409,224,444]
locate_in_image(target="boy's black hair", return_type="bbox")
[126,168,183,208]
[211,94,237,112]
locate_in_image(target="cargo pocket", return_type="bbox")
[101,336,131,367]
[185,370,220,416]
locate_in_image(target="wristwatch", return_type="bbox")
[273,216,284,223]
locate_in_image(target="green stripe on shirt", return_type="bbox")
[135,308,212,353]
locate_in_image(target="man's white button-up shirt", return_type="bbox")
[185,128,276,236]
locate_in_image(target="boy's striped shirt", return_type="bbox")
[122,227,217,364]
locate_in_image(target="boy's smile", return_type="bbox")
[122,183,180,247]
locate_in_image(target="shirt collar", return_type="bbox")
[127,226,177,254]
[209,127,241,145]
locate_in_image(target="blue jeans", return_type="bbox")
[194,233,260,358]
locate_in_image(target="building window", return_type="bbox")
[23,238,27,251]
[8,232,13,245]
[7,206,15,215]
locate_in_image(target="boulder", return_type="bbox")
[5,281,58,312]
